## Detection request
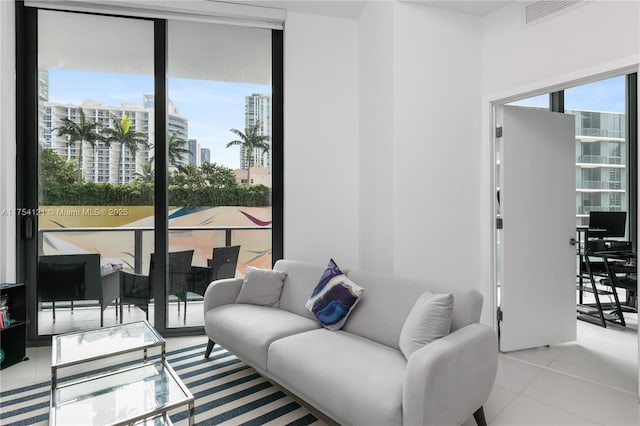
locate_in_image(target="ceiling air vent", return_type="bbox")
[524,1,585,25]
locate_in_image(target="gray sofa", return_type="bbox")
[203,259,498,426]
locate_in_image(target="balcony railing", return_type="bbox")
[577,155,622,165]
[578,128,623,138]
[578,180,623,190]
[577,206,623,214]
[38,225,270,274]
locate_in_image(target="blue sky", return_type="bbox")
[510,75,626,113]
[49,69,271,169]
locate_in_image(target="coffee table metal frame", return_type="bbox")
[49,320,194,426]
[51,320,165,389]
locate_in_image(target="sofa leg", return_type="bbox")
[473,406,487,426]
[204,339,215,358]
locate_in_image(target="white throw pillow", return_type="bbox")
[399,291,454,359]
[235,267,288,307]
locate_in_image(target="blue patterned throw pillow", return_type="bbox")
[305,259,364,330]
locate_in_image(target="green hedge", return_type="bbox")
[41,182,270,207]
[168,184,270,208]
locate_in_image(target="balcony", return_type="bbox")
[578,128,623,138]
[577,206,623,214]
[39,225,270,274]
[36,219,271,333]
[578,180,623,190]
[577,155,622,165]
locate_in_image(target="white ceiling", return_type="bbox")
[420,1,511,16]
[220,1,512,20]
[219,1,366,20]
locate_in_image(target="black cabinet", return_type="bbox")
[0,283,27,369]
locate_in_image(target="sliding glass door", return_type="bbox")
[35,10,155,334]
[165,20,273,328]
[17,3,283,340]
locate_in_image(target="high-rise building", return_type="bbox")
[40,91,188,183]
[572,109,626,226]
[201,147,211,163]
[240,93,271,171]
[188,139,200,166]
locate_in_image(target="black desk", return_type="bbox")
[596,250,637,310]
[578,246,636,327]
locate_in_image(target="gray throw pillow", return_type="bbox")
[235,267,288,307]
[399,291,454,359]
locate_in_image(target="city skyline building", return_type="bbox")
[240,93,271,172]
[572,108,627,227]
[188,139,200,166]
[201,147,211,163]
[39,72,271,185]
[39,81,188,183]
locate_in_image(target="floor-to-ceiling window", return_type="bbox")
[34,9,155,335]
[565,76,630,231]
[165,20,274,328]
[503,74,635,234]
[16,3,283,340]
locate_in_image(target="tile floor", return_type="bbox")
[463,314,640,426]
[2,317,639,425]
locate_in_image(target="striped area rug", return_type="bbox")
[0,343,323,426]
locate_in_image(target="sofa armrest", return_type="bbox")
[402,323,498,426]
[203,277,243,313]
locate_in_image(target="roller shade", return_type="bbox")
[26,0,285,29]
[37,7,273,84]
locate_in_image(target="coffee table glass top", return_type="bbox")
[52,361,192,426]
[52,321,164,368]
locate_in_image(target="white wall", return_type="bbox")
[283,2,485,304]
[482,1,640,97]
[357,1,395,273]
[283,11,360,268]
[354,2,485,296]
[391,3,483,294]
[0,0,16,283]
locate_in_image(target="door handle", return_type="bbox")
[569,237,577,246]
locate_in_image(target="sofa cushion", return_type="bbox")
[305,259,364,330]
[274,259,331,321]
[268,329,406,426]
[399,291,454,359]
[342,269,483,350]
[204,304,320,371]
[234,267,287,307]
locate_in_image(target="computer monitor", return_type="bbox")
[588,211,627,238]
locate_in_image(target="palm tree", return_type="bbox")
[54,107,101,183]
[102,114,148,183]
[168,133,190,168]
[133,161,154,184]
[226,122,270,184]
[150,133,190,169]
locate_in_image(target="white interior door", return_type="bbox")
[499,105,577,352]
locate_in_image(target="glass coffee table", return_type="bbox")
[50,321,194,426]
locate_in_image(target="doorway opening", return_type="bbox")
[494,73,638,395]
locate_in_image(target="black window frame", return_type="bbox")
[15,1,284,342]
